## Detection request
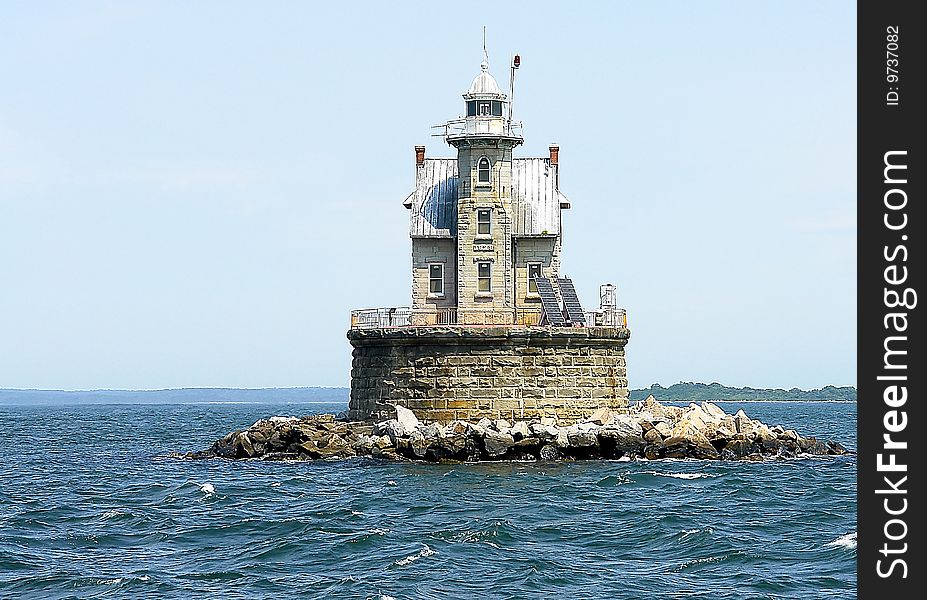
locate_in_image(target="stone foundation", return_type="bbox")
[347,326,630,424]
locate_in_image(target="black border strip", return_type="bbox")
[858,1,923,596]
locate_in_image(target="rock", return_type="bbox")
[476,417,494,431]
[319,434,354,458]
[643,428,662,444]
[194,397,849,463]
[382,420,406,446]
[586,407,612,425]
[298,440,323,459]
[421,423,444,441]
[721,439,753,459]
[654,422,672,437]
[351,435,376,454]
[484,430,515,458]
[494,419,512,433]
[733,410,754,435]
[701,402,726,420]
[534,424,559,443]
[511,421,531,440]
[612,415,644,436]
[444,420,470,436]
[408,430,429,458]
[566,425,598,448]
[394,405,420,434]
[539,444,562,460]
[779,429,799,441]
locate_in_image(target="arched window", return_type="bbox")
[478,157,490,184]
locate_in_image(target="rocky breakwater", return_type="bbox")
[188,396,850,462]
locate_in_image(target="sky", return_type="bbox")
[0,1,856,390]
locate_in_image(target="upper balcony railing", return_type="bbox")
[349,306,627,330]
[432,118,524,141]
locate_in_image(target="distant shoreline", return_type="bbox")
[1,383,857,406]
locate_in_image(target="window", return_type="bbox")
[466,101,477,117]
[477,262,491,292]
[478,157,490,183]
[478,101,491,116]
[477,209,491,235]
[528,262,542,294]
[491,100,503,116]
[429,263,443,294]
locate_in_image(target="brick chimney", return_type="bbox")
[415,145,426,166]
[549,144,559,165]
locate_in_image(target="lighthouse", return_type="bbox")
[348,46,630,425]
[404,53,571,326]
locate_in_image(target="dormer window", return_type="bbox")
[478,157,491,184]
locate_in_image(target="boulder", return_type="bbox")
[539,444,563,460]
[586,407,612,425]
[394,405,420,434]
[421,423,444,442]
[566,426,598,448]
[733,410,754,435]
[539,416,558,427]
[701,402,726,420]
[511,421,531,440]
[643,428,663,444]
[534,424,560,443]
[611,415,644,437]
[444,420,470,437]
[484,430,515,458]
[408,430,429,458]
[494,419,512,433]
[477,417,494,430]
[721,439,753,459]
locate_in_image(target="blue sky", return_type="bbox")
[0,1,856,390]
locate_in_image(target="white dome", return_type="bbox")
[467,67,504,97]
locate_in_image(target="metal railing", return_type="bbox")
[350,307,412,329]
[350,306,625,329]
[433,118,523,140]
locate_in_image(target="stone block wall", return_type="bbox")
[347,326,630,425]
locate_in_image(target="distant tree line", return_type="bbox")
[629,382,857,402]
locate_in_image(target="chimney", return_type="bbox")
[549,144,559,165]
[415,145,426,166]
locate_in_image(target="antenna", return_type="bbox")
[482,26,488,68]
[508,53,520,132]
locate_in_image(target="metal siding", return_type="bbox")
[408,158,458,238]
[407,157,563,238]
[512,158,560,236]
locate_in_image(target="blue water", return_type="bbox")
[0,399,856,599]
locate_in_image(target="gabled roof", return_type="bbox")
[405,157,567,238]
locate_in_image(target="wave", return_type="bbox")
[395,544,436,566]
[644,471,719,480]
[826,532,857,549]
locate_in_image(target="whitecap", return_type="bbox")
[351,510,364,516]
[680,527,714,540]
[270,482,281,488]
[386,480,398,487]
[826,532,857,549]
[379,595,396,600]
[395,544,436,566]
[647,471,717,480]
[200,483,215,495]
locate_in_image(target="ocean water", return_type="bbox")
[0,399,856,599]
